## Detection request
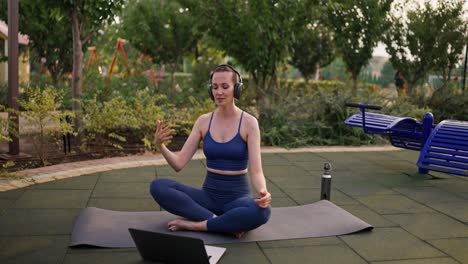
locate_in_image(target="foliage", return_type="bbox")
[190,43,225,96]
[321,57,349,81]
[121,0,202,91]
[289,4,335,80]
[80,95,138,152]
[132,90,168,150]
[260,80,388,147]
[428,86,468,122]
[0,104,16,143]
[328,0,392,92]
[384,0,467,94]
[183,0,316,105]
[18,86,75,166]
[0,0,73,85]
[379,60,395,88]
[172,97,215,137]
[54,0,124,128]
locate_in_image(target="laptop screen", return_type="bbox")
[129,228,211,264]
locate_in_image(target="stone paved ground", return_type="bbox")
[0,148,467,264]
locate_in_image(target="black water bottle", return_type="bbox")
[320,162,332,200]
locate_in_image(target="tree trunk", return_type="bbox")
[71,8,83,132]
[352,74,358,95]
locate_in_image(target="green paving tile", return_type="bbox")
[156,165,175,176]
[385,213,468,240]
[428,238,468,264]
[358,151,410,161]
[0,235,69,264]
[63,251,145,264]
[92,182,151,198]
[278,152,325,162]
[216,242,270,264]
[87,198,160,211]
[372,160,418,172]
[259,236,341,248]
[156,161,206,177]
[356,194,435,214]
[329,171,373,182]
[0,208,80,235]
[428,201,468,223]
[285,188,358,205]
[371,257,459,264]
[393,187,466,204]
[371,173,433,188]
[263,165,311,178]
[100,166,155,177]
[269,197,297,207]
[340,204,398,228]
[349,165,393,174]
[385,150,421,161]
[12,189,91,209]
[30,174,99,190]
[171,167,208,178]
[0,188,25,199]
[340,227,446,261]
[261,154,291,166]
[428,179,468,200]
[294,161,335,171]
[263,243,367,264]
[263,180,288,198]
[335,180,396,196]
[99,167,156,182]
[267,175,320,189]
[0,198,13,211]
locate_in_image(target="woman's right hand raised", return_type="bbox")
[154,120,174,148]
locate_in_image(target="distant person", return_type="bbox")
[394,70,405,97]
[150,64,272,238]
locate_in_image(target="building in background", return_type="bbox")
[0,20,30,85]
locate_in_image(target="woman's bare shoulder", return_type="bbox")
[242,111,259,129]
[193,112,213,135]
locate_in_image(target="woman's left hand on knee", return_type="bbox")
[255,190,272,208]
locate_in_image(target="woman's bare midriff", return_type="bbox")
[207,167,248,175]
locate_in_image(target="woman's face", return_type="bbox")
[211,71,235,105]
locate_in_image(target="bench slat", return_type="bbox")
[418,120,468,176]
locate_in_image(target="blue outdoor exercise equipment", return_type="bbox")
[344,103,468,177]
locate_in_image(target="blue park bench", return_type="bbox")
[344,103,468,177]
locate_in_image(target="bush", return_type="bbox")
[259,81,388,147]
[18,86,74,165]
[80,95,139,152]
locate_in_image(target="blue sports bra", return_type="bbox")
[203,112,248,171]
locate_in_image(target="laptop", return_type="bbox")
[128,228,226,264]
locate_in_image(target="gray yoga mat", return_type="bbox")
[70,200,372,247]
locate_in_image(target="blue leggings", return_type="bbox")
[149,172,271,234]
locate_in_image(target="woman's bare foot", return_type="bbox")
[167,219,207,232]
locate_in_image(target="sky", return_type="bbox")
[372,0,467,58]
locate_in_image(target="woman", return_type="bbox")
[150,64,271,237]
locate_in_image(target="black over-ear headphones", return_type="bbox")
[207,64,243,100]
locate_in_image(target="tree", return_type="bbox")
[384,0,467,94]
[121,0,202,92]
[182,0,316,107]
[432,1,466,88]
[0,1,73,85]
[55,0,124,130]
[289,5,335,81]
[328,0,392,93]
